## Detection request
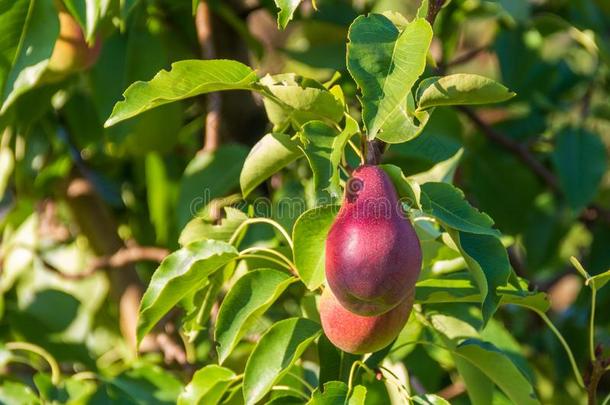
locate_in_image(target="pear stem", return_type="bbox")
[364,140,383,165]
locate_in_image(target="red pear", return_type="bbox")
[325,165,421,316]
[319,287,413,354]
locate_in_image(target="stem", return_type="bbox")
[534,311,585,388]
[348,139,364,163]
[239,246,296,269]
[237,253,293,272]
[589,287,597,362]
[271,386,310,400]
[287,371,315,394]
[6,342,61,385]
[229,218,294,250]
[347,360,375,393]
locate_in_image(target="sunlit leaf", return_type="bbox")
[178,365,235,405]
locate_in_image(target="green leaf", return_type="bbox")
[416,74,515,110]
[420,182,500,237]
[346,15,432,139]
[415,272,549,312]
[243,317,321,405]
[240,133,303,198]
[450,232,511,323]
[275,0,302,29]
[328,115,359,197]
[260,74,344,131]
[179,207,248,246]
[306,381,366,405]
[0,0,59,112]
[0,381,39,405]
[177,144,248,229]
[137,240,238,345]
[178,365,235,405]
[454,339,539,405]
[552,127,608,212]
[380,164,421,210]
[411,149,463,184]
[454,357,494,405]
[300,121,337,195]
[293,205,339,290]
[589,269,610,290]
[215,269,297,364]
[375,95,431,144]
[413,394,452,405]
[105,60,258,126]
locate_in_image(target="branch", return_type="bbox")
[88,245,169,271]
[426,0,446,26]
[196,1,221,153]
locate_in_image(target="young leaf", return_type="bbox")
[137,240,238,344]
[260,74,344,131]
[420,182,500,237]
[275,0,303,29]
[293,205,339,290]
[105,60,258,126]
[243,317,321,405]
[178,365,235,405]
[0,0,59,112]
[327,115,359,197]
[240,133,303,198]
[300,121,338,195]
[416,74,516,110]
[346,15,432,139]
[552,127,608,212]
[215,269,298,364]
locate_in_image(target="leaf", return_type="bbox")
[375,97,430,144]
[137,240,238,344]
[552,127,608,212]
[420,182,500,237]
[178,365,235,405]
[416,74,515,110]
[300,121,338,195]
[327,115,359,197]
[454,339,539,405]
[293,205,339,290]
[0,381,39,405]
[260,74,344,131]
[450,232,511,323]
[588,269,610,290]
[415,273,549,312]
[0,0,59,112]
[177,144,248,228]
[346,15,432,139]
[306,381,366,405]
[275,0,302,29]
[243,317,321,405]
[215,269,298,364]
[411,149,463,184]
[179,207,248,246]
[240,133,303,198]
[413,394,452,405]
[105,60,258,126]
[380,164,421,210]
[453,357,494,405]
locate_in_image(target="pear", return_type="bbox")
[325,165,421,316]
[319,287,413,354]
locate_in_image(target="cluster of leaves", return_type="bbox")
[0,0,609,404]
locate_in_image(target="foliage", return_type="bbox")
[0,0,609,404]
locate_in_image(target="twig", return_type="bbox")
[457,106,610,225]
[436,380,466,400]
[88,245,169,271]
[426,0,446,25]
[443,45,488,69]
[196,1,221,153]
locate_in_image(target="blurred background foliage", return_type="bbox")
[0,0,609,403]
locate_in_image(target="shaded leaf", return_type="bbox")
[240,133,302,198]
[137,240,238,344]
[293,205,339,290]
[243,317,321,405]
[300,121,337,195]
[552,127,608,212]
[105,60,258,126]
[215,269,297,363]
[327,115,359,197]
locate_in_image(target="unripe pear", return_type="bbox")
[319,287,413,354]
[47,5,101,74]
[325,165,422,316]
